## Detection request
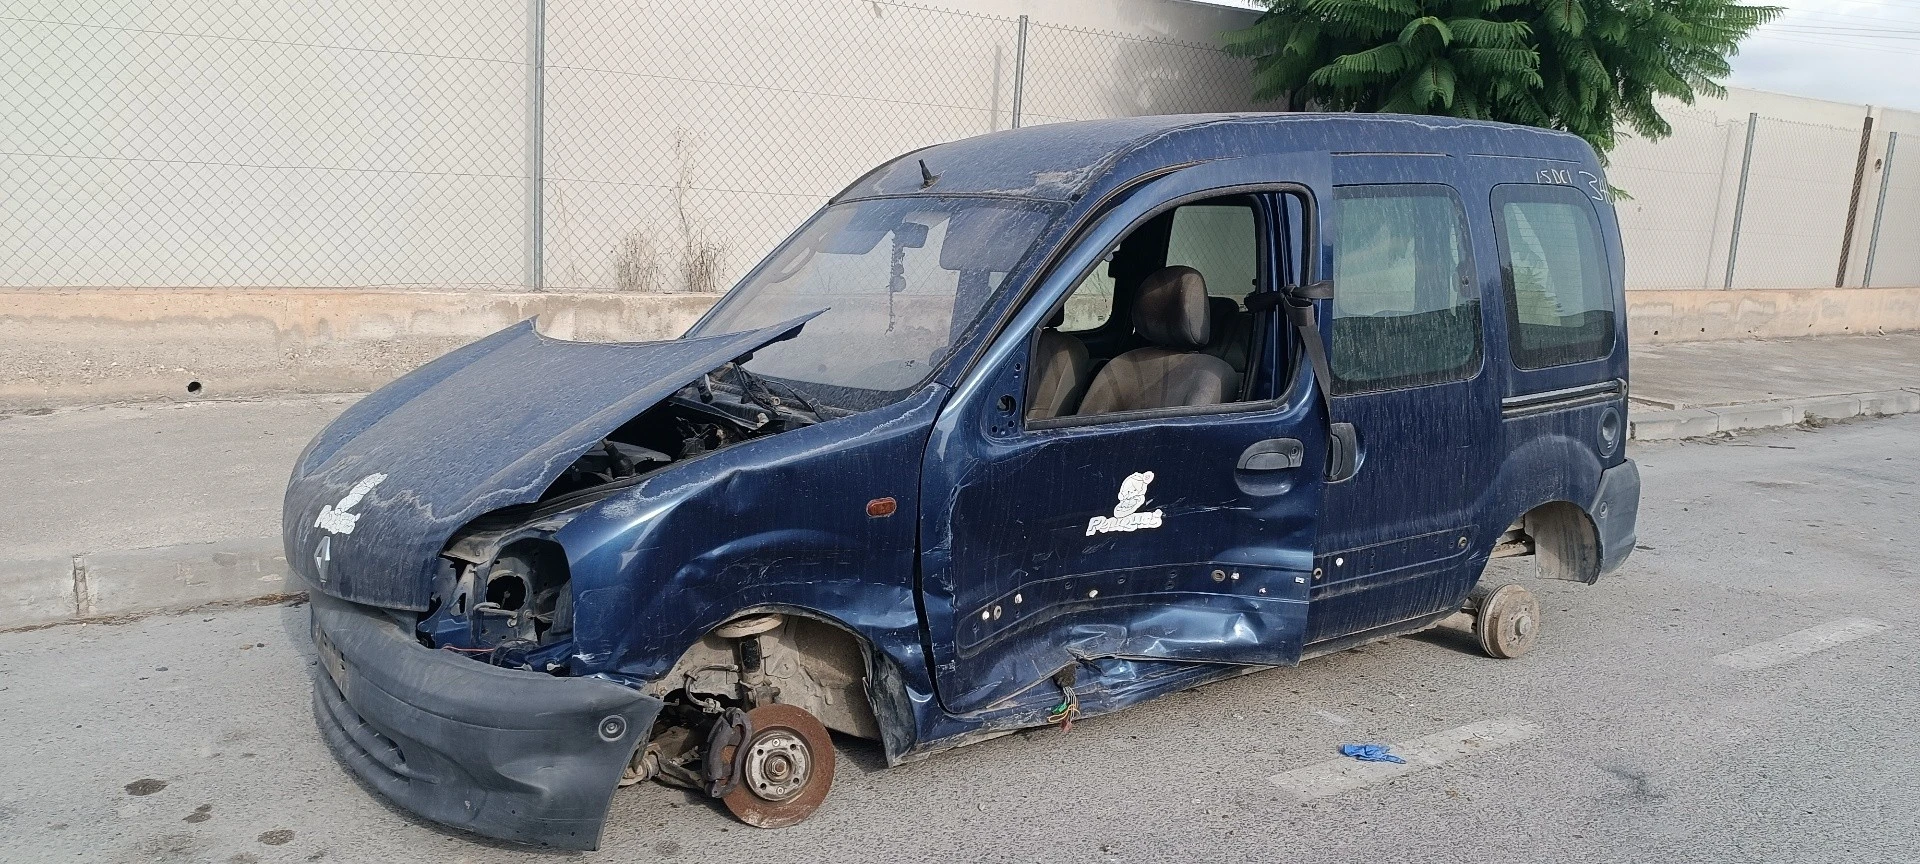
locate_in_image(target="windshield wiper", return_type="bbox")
[725,363,825,422]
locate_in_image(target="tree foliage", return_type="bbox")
[1223,0,1781,152]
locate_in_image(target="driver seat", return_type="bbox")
[1076,266,1234,415]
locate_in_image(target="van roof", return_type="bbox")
[836,113,1599,203]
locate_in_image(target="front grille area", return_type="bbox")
[314,670,417,783]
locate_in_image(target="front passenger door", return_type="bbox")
[918,155,1332,717]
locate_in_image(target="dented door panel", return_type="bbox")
[919,154,1333,717]
[924,408,1322,716]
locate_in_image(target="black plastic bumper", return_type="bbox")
[308,590,663,850]
[1591,458,1641,576]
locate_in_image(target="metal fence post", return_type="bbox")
[1010,15,1028,129]
[1723,112,1758,289]
[525,0,546,291]
[1863,131,1899,289]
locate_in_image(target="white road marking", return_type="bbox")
[1712,617,1889,671]
[1268,718,1541,800]
[1311,709,1351,726]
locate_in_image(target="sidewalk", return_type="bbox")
[1628,332,1920,440]
[3,332,1916,630]
[0,396,352,630]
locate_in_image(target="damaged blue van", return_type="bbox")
[286,113,1640,849]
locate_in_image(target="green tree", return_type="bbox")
[1223,0,1780,153]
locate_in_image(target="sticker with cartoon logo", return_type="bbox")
[313,472,387,536]
[1086,471,1164,536]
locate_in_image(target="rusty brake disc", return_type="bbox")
[721,703,835,829]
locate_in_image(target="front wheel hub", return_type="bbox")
[722,703,835,828]
[744,730,811,801]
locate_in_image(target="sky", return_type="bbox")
[1731,0,1920,111]
[1187,0,1920,111]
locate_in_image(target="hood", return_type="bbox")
[282,314,817,610]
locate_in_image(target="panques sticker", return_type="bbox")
[1086,471,1163,536]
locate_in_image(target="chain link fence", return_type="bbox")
[1017,19,1258,126]
[3,0,1258,294]
[3,0,533,289]
[1865,131,1918,288]
[1604,110,1916,291]
[3,0,1916,294]
[541,0,1021,293]
[1604,107,1741,289]
[1731,117,1868,289]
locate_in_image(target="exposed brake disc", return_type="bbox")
[721,703,836,829]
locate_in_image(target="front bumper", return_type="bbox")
[308,590,663,850]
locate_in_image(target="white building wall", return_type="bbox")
[1856,107,1920,289]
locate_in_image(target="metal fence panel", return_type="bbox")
[1604,108,1739,289]
[3,0,1913,296]
[1866,132,1920,288]
[1017,20,1256,126]
[540,0,1018,293]
[1728,116,1866,288]
[2,0,531,288]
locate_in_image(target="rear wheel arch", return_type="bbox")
[1517,500,1602,584]
[1478,431,1608,579]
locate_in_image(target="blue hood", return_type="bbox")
[282,315,815,610]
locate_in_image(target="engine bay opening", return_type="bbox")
[538,364,848,503]
[420,363,859,671]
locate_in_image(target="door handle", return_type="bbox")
[1237,438,1304,472]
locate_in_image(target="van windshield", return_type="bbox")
[692,197,1060,409]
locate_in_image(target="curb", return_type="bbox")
[1629,388,1920,441]
[1,536,287,631]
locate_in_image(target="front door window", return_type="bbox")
[1029,196,1271,422]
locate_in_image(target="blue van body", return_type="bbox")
[288,113,1640,849]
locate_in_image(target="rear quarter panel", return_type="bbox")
[1466,150,1631,566]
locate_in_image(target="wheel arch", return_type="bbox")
[1479,428,1609,585]
[1520,500,1602,584]
[648,603,919,762]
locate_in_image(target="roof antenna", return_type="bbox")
[918,159,940,189]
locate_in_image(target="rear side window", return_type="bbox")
[1329,185,1481,394]
[1493,184,1616,369]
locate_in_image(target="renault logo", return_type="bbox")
[313,535,331,585]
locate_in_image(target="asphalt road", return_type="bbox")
[2,415,1915,864]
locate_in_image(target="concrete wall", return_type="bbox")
[9,285,1919,410]
[1629,287,1920,343]
[0,288,718,408]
